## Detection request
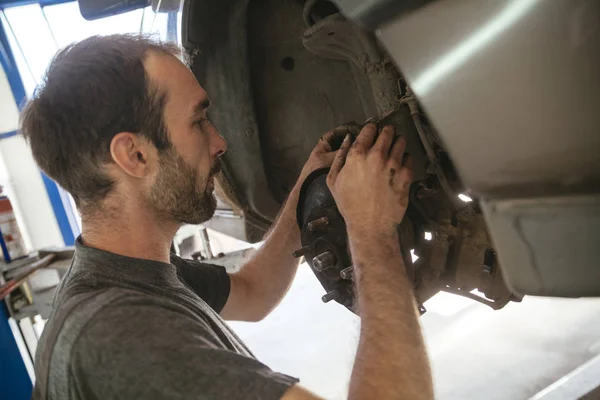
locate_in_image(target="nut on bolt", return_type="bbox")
[307,216,329,231]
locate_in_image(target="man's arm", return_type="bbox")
[220,132,338,322]
[283,124,434,399]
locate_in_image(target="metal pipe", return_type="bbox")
[199,227,214,259]
[0,254,56,300]
[402,86,459,207]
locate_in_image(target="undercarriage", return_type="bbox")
[182,0,520,312]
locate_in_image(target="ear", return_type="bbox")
[109,132,154,178]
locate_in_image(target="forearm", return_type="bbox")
[230,185,302,319]
[348,230,433,400]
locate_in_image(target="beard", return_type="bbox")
[148,149,220,225]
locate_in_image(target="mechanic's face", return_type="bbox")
[144,52,227,224]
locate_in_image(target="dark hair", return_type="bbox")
[20,34,182,212]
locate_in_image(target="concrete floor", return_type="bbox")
[228,266,600,400]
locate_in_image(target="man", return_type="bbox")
[21,34,433,399]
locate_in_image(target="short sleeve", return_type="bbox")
[171,255,231,313]
[72,296,298,400]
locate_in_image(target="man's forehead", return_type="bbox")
[144,51,209,113]
[144,53,210,118]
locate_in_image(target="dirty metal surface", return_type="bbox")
[185,1,517,307]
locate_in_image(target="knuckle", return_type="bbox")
[349,145,365,156]
[369,148,386,163]
[361,122,377,134]
[387,158,401,169]
[381,125,395,135]
[326,174,334,187]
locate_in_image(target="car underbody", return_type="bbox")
[182,0,520,311]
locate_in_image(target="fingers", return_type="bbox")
[372,125,395,156]
[316,131,335,153]
[350,123,377,153]
[328,134,352,183]
[320,151,337,167]
[389,135,407,166]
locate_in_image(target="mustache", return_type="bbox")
[209,159,222,177]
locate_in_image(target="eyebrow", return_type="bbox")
[192,98,211,119]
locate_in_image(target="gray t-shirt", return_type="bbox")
[32,237,298,400]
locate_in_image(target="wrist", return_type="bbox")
[348,229,401,262]
[347,223,399,244]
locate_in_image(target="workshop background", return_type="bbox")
[1,1,600,400]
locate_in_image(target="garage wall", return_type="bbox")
[0,64,64,250]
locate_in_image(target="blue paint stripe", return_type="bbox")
[58,180,81,238]
[0,302,33,399]
[41,173,75,245]
[0,129,17,140]
[0,18,26,109]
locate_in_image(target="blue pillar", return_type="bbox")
[0,303,32,399]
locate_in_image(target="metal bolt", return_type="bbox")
[307,216,329,231]
[312,251,336,272]
[322,290,338,303]
[292,245,310,259]
[340,266,354,280]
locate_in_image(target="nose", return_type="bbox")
[210,125,228,157]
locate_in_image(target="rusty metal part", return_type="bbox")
[340,266,354,280]
[297,154,516,313]
[302,13,401,115]
[308,216,330,231]
[322,290,339,303]
[312,251,337,272]
[401,86,458,207]
[297,169,354,311]
[292,245,311,259]
[414,209,514,310]
[297,9,516,314]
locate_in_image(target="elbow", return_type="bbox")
[242,290,273,322]
[232,304,271,323]
[245,309,270,323]
[235,274,274,322]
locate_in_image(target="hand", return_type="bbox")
[326,123,413,237]
[297,130,340,185]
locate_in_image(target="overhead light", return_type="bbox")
[424,231,433,241]
[458,193,473,202]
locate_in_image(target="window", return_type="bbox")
[2,1,179,96]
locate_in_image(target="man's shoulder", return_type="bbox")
[40,287,201,359]
[54,286,203,340]
[33,287,231,400]
[37,286,221,372]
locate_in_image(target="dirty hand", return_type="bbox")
[297,130,341,185]
[326,123,412,237]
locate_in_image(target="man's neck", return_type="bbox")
[81,203,179,264]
